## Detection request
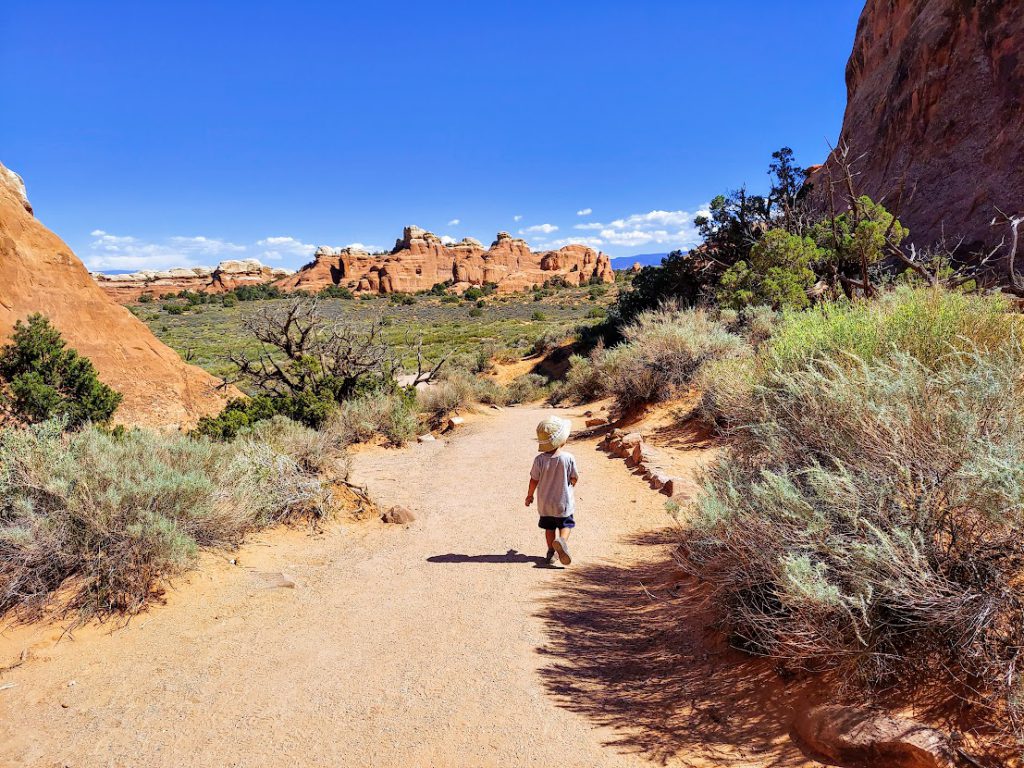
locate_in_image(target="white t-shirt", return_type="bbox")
[530,450,579,518]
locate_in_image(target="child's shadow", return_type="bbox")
[427,550,555,568]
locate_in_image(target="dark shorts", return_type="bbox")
[538,515,575,530]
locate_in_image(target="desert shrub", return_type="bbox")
[0,314,122,427]
[550,351,608,405]
[320,285,354,300]
[231,283,284,302]
[417,371,477,427]
[469,377,509,406]
[468,307,483,317]
[138,293,153,304]
[678,287,1024,741]
[601,306,748,412]
[693,354,756,427]
[532,329,566,356]
[332,390,418,446]
[389,292,416,306]
[531,311,547,321]
[0,417,341,620]
[504,374,548,404]
[221,293,239,308]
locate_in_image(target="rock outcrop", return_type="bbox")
[276,226,614,295]
[93,259,293,303]
[0,161,231,429]
[792,705,956,768]
[815,0,1024,252]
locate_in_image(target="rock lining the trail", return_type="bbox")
[599,429,695,501]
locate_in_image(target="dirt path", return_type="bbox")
[0,406,814,768]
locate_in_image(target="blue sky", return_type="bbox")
[1,1,864,272]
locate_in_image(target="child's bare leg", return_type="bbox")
[559,527,572,541]
[544,529,556,549]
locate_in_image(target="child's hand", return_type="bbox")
[525,493,534,507]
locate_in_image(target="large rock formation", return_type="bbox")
[0,162,231,429]
[276,226,614,294]
[817,0,1024,252]
[93,259,293,303]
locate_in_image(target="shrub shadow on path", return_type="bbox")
[535,529,817,767]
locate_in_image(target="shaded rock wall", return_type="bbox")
[817,0,1024,252]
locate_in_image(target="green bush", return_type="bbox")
[0,417,342,620]
[332,390,418,447]
[550,351,608,405]
[417,372,476,427]
[468,307,483,318]
[162,303,186,315]
[504,374,548,404]
[600,306,748,412]
[221,293,239,308]
[320,285,354,299]
[531,311,547,321]
[717,229,821,310]
[678,287,1024,741]
[138,293,154,304]
[0,314,122,427]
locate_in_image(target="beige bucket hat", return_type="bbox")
[536,416,571,452]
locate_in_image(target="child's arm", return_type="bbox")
[525,477,539,507]
[569,456,579,487]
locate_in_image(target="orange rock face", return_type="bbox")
[276,226,615,295]
[93,259,293,304]
[0,162,232,429]
[817,0,1024,251]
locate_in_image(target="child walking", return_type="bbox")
[525,416,579,566]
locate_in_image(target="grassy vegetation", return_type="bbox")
[0,416,349,622]
[134,284,618,382]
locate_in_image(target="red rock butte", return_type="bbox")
[0,161,232,429]
[276,226,615,294]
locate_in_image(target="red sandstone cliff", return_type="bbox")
[0,162,231,429]
[277,226,614,294]
[818,0,1023,251]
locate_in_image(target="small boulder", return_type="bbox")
[447,416,465,430]
[417,434,436,443]
[583,410,593,417]
[382,505,416,525]
[585,418,606,428]
[792,705,956,768]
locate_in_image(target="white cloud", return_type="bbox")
[547,236,605,248]
[343,242,383,252]
[513,215,523,222]
[519,223,559,235]
[255,235,316,262]
[439,235,457,245]
[447,218,460,226]
[84,230,246,271]
[566,208,705,250]
[576,208,592,216]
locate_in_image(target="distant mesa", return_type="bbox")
[0,161,232,429]
[93,258,294,302]
[277,225,614,295]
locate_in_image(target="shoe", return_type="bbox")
[545,548,556,565]
[553,537,572,565]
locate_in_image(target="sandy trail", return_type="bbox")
[0,405,813,768]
